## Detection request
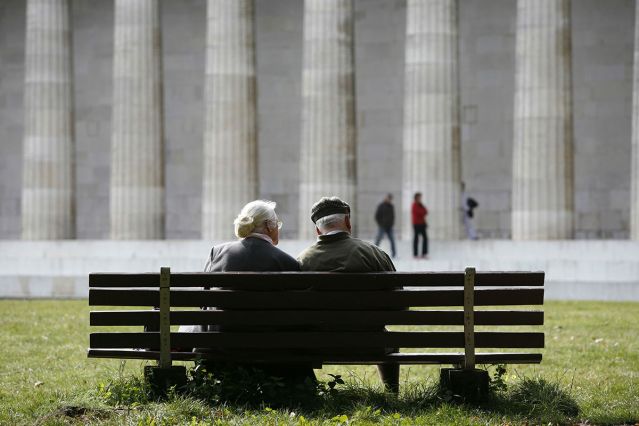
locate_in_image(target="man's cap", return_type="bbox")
[311,197,351,223]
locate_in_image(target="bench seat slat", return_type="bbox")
[87,349,542,365]
[90,331,544,349]
[89,271,544,288]
[89,288,544,308]
[90,309,544,327]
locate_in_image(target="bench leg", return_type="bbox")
[144,365,187,395]
[439,367,488,403]
[378,363,400,394]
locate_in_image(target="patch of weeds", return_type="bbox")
[506,376,579,422]
[97,360,154,406]
[189,362,323,407]
[323,374,345,394]
[488,364,508,394]
[183,362,221,403]
[98,361,344,410]
[350,405,383,422]
[97,374,153,407]
[399,380,439,409]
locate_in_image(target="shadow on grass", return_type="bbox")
[74,365,581,425]
[290,376,580,424]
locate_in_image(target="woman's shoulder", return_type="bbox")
[213,238,300,271]
[209,240,239,256]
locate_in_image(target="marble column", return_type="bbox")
[401,0,462,240]
[22,0,75,240]
[631,1,639,240]
[298,0,357,238]
[201,0,257,240]
[110,0,164,239]
[512,0,574,240]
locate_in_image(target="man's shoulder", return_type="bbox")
[349,237,395,270]
[297,241,320,259]
[349,236,379,249]
[348,237,389,256]
[296,241,323,271]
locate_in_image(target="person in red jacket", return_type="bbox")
[411,192,428,258]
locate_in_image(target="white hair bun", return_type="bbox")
[232,200,278,239]
[234,214,255,238]
[234,215,254,226]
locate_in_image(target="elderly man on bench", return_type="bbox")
[297,196,400,392]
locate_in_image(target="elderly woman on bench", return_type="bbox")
[182,200,314,384]
[204,200,299,272]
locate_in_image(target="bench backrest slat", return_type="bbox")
[89,271,545,288]
[89,287,544,308]
[87,350,543,365]
[90,331,544,350]
[90,309,544,327]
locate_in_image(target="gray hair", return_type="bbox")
[233,200,278,238]
[315,213,348,232]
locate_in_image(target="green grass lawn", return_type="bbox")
[0,300,637,425]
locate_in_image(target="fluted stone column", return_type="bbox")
[22,0,75,240]
[631,1,639,240]
[512,0,574,240]
[298,0,357,238]
[110,0,164,239]
[401,0,462,240]
[202,0,257,240]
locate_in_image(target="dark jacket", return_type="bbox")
[297,232,397,354]
[199,237,312,378]
[375,201,395,229]
[205,237,300,272]
[297,232,395,272]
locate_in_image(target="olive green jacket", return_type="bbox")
[297,232,395,272]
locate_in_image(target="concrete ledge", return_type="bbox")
[1,240,638,300]
[0,276,87,298]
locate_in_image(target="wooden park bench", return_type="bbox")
[88,268,544,399]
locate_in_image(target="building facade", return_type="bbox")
[0,0,636,240]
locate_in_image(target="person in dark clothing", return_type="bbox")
[411,192,428,258]
[188,200,314,384]
[204,231,300,272]
[374,193,397,258]
[297,196,400,393]
[203,199,300,275]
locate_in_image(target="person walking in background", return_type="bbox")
[374,193,396,258]
[411,192,428,259]
[461,182,479,240]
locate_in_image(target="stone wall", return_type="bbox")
[0,0,634,239]
[2,240,638,300]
